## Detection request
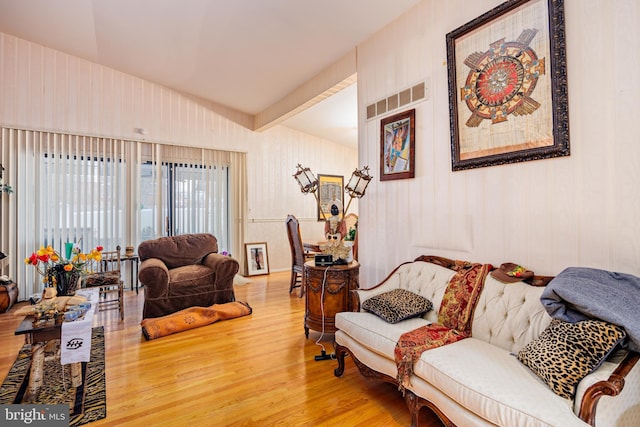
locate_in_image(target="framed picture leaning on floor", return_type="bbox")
[245,242,269,276]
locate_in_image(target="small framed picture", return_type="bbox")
[380,109,415,181]
[317,174,344,221]
[245,242,269,276]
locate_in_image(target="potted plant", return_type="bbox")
[0,163,12,194]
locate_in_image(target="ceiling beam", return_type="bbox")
[253,49,357,132]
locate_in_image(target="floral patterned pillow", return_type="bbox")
[362,289,433,324]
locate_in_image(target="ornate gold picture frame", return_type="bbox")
[317,174,344,221]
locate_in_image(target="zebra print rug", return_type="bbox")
[0,327,106,426]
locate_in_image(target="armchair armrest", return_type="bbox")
[138,258,170,298]
[202,253,240,287]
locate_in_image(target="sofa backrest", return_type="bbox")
[138,233,219,269]
[363,260,552,351]
[375,261,456,324]
[472,274,551,354]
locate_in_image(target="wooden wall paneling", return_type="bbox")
[356,0,640,284]
[0,32,358,279]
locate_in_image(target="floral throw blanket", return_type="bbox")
[394,261,491,391]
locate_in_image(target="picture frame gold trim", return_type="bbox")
[317,174,344,221]
[380,109,416,181]
[446,0,569,171]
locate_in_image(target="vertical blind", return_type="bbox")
[0,127,246,300]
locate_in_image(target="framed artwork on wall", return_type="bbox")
[380,109,416,181]
[317,174,344,221]
[446,0,569,171]
[245,242,269,276]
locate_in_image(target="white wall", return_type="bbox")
[357,0,640,287]
[5,0,638,288]
[245,126,358,272]
[0,32,357,274]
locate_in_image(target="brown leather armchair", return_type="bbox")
[138,233,239,319]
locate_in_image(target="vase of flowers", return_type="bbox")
[46,264,82,296]
[25,245,104,296]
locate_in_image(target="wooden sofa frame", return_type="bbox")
[333,255,640,427]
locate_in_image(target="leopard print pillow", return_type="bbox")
[362,288,433,324]
[517,319,626,398]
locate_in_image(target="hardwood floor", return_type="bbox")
[0,272,445,426]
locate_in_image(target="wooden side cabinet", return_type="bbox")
[303,261,359,338]
[0,280,19,313]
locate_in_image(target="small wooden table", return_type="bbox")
[122,254,140,293]
[102,253,140,293]
[15,316,83,400]
[303,261,359,338]
[14,288,97,400]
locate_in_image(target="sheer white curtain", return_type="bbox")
[0,127,246,300]
[38,134,127,252]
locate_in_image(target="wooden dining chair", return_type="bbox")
[286,215,317,297]
[81,245,124,320]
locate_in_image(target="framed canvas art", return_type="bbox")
[446,0,569,170]
[380,109,416,181]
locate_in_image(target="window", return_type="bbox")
[140,161,229,246]
[40,153,125,252]
[2,127,242,298]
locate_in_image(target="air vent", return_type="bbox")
[366,80,427,120]
[399,88,411,107]
[387,94,399,111]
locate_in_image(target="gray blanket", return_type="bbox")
[541,267,640,352]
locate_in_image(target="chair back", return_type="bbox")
[99,246,122,274]
[343,214,358,240]
[82,245,125,320]
[138,234,218,269]
[343,213,358,260]
[286,215,306,270]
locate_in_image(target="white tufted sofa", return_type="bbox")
[334,256,640,427]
